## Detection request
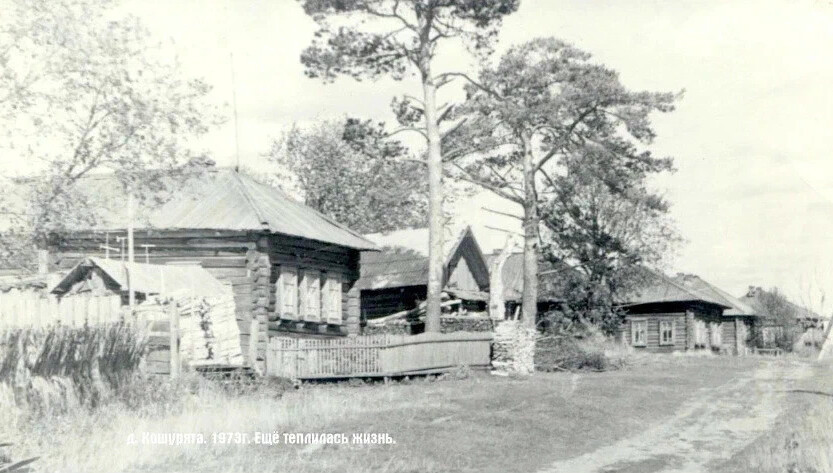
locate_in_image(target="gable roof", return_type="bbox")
[6,168,377,251]
[357,226,490,292]
[621,269,731,310]
[671,274,758,317]
[52,257,229,297]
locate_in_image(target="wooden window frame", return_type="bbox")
[325,273,342,325]
[304,269,321,322]
[659,319,675,346]
[631,318,647,347]
[710,322,722,347]
[278,266,298,321]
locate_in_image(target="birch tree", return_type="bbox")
[0,0,220,273]
[449,38,679,331]
[297,0,519,332]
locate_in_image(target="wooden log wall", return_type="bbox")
[620,313,687,353]
[360,287,424,321]
[258,234,361,337]
[51,230,257,363]
[247,248,270,370]
[49,230,365,366]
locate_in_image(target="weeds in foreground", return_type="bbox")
[0,324,146,411]
[535,331,633,372]
[0,443,38,472]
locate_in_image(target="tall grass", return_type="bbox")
[0,323,147,412]
[535,330,633,372]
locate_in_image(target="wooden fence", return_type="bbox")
[266,332,493,380]
[0,289,123,329]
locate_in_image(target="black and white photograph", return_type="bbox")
[1,0,832,472]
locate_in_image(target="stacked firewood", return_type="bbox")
[178,293,243,366]
[492,320,536,375]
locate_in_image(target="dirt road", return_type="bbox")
[538,360,813,473]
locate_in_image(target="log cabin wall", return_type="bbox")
[259,233,360,339]
[620,302,726,353]
[49,229,362,366]
[619,312,688,353]
[360,286,426,321]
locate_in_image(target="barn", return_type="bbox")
[41,168,378,369]
[356,226,491,331]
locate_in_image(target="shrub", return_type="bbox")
[534,330,631,372]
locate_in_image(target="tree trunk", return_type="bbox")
[422,75,443,333]
[521,136,539,330]
[489,236,515,320]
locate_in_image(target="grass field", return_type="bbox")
[5,355,821,473]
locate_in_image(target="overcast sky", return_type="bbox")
[9,0,833,312]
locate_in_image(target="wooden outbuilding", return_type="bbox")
[41,168,378,370]
[357,226,491,322]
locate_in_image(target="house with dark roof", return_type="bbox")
[618,271,756,354]
[38,168,377,368]
[670,274,759,353]
[357,226,490,325]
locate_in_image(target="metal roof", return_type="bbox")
[52,257,230,297]
[622,269,731,309]
[9,168,377,251]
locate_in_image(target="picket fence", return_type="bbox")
[266,332,493,380]
[0,288,123,329]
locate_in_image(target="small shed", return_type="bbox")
[51,257,242,368]
[51,257,230,301]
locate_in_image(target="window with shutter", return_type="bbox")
[298,270,308,321]
[305,270,321,322]
[278,266,298,320]
[326,274,342,325]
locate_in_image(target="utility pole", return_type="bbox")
[116,236,126,262]
[140,244,156,264]
[127,192,135,311]
[99,232,120,259]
